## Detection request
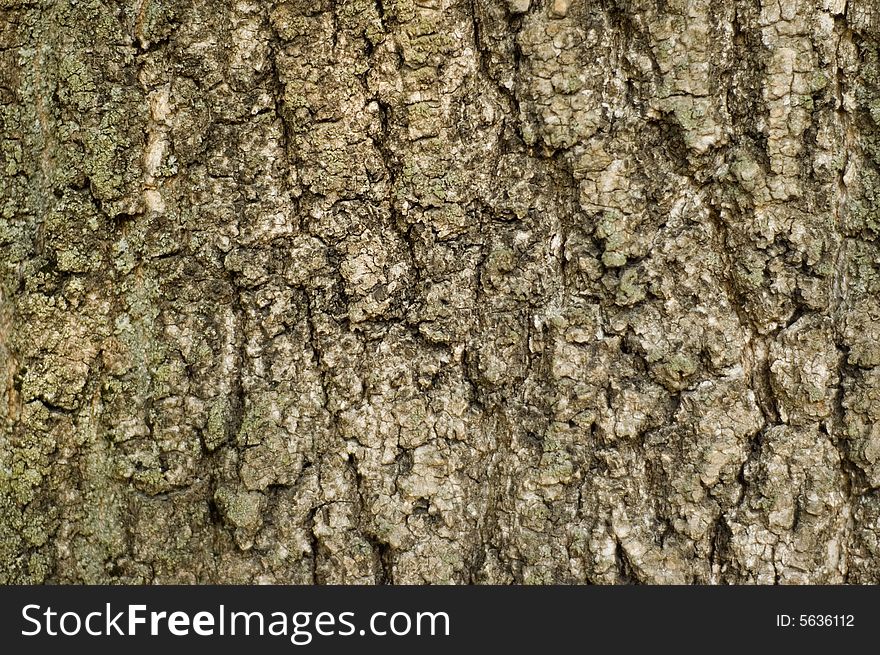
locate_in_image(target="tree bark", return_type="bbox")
[2,0,880,584]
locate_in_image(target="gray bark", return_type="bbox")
[2,0,880,584]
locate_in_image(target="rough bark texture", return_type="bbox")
[3,0,880,584]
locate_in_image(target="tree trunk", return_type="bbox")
[2,0,880,584]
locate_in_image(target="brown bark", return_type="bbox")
[2,0,880,584]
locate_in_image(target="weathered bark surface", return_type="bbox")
[2,0,880,584]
